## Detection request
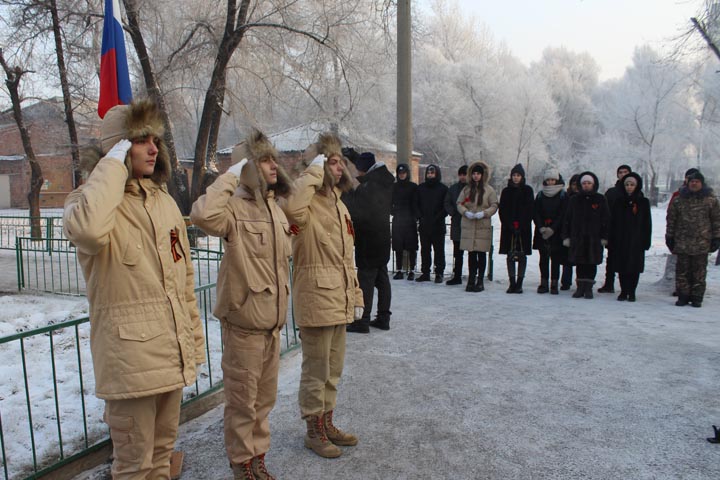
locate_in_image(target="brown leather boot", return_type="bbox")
[251,454,275,480]
[232,459,256,480]
[304,415,342,458]
[323,410,358,446]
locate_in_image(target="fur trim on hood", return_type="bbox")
[577,171,600,194]
[304,132,353,193]
[80,99,171,184]
[232,129,292,199]
[468,161,491,186]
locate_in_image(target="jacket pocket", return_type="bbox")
[122,226,142,266]
[104,414,141,463]
[118,321,165,342]
[239,221,270,258]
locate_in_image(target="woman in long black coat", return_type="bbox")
[532,168,568,294]
[499,163,534,293]
[609,172,652,301]
[391,163,419,279]
[562,171,610,299]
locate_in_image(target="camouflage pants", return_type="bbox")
[675,253,708,300]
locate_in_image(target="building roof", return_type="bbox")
[217,121,423,157]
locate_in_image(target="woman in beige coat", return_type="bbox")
[190,131,293,480]
[281,133,364,459]
[456,162,498,292]
[63,99,205,479]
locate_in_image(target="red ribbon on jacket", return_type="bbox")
[345,215,355,238]
[170,229,182,262]
[290,224,300,235]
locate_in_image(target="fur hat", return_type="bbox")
[687,170,705,185]
[304,132,353,193]
[81,98,171,183]
[232,129,292,199]
[468,161,491,184]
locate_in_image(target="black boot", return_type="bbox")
[465,273,477,292]
[584,281,595,299]
[346,320,369,333]
[406,271,415,281]
[369,315,390,330]
[506,277,516,294]
[675,294,690,306]
[572,280,585,298]
[446,273,462,285]
[392,271,404,280]
[598,281,614,293]
[513,277,524,294]
[550,279,559,295]
[690,296,703,308]
[434,273,444,283]
[415,272,430,282]
[475,277,485,292]
[537,278,549,294]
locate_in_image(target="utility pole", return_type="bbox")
[397,0,412,179]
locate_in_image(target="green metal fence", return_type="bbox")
[15,238,84,295]
[0,217,63,251]
[0,281,299,480]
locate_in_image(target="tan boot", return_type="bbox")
[323,410,358,446]
[304,415,342,458]
[231,459,256,480]
[250,454,275,480]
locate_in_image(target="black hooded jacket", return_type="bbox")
[343,163,395,268]
[562,171,610,265]
[391,164,419,251]
[416,164,448,235]
[609,172,651,273]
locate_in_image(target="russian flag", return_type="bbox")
[98,0,132,118]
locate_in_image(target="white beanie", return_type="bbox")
[580,174,594,185]
[543,167,560,181]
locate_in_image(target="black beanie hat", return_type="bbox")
[470,164,484,175]
[511,163,525,178]
[354,152,376,172]
[685,167,699,178]
[458,165,468,175]
[617,164,632,174]
[397,163,409,175]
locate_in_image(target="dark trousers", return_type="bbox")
[467,251,487,280]
[618,272,640,296]
[357,264,392,323]
[451,240,464,276]
[419,230,445,275]
[394,249,417,272]
[576,264,597,281]
[539,252,561,280]
[676,253,708,299]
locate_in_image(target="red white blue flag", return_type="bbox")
[98,0,132,118]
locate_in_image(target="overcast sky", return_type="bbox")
[418,0,702,80]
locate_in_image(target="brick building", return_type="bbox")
[0,99,99,208]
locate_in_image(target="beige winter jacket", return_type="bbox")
[282,163,363,327]
[457,162,498,252]
[190,172,291,332]
[63,158,205,400]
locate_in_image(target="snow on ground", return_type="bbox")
[3,204,720,479]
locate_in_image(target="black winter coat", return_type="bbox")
[499,182,534,255]
[416,165,448,236]
[343,164,395,268]
[604,179,624,214]
[444,181,466,241]
[532,188,568,259]
[609,190,651,274]
[391,178,418,251]
[563,172,610,265]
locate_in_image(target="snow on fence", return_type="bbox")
[0,217,63,252]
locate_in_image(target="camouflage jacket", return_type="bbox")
[666,187,720,255]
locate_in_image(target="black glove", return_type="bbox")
[341,147,359,165]
[711,238,720,253]
[665,235,675,253]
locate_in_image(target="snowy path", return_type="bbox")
[77,255,720,479]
